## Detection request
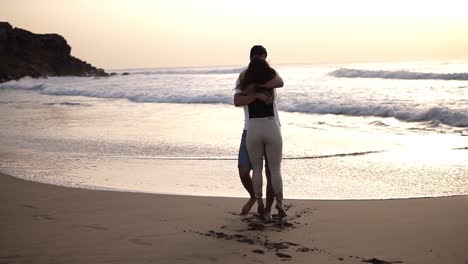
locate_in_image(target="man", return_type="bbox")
[233,45,284,221]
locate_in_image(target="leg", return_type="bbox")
[238,131,256,214]
[238,166,256,214]
[264,155,275,222]
[246,122,266,216]
[264,121,286,217]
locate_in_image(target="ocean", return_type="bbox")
[1,61,467,199]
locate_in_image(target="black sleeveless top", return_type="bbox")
[248,88,274,119]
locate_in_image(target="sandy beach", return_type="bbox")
[2,2,468,264]
[1,171,467,264]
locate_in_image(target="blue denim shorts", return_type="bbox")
[238,130,252,169]
[238,130,268,169]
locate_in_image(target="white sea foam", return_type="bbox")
[330,68,468,80]
[0,77,46,90]
[283,103,468,128]
[1,62,467,128]
[17,82,468,127]
[130,67,244,75]
[37,85,232,104]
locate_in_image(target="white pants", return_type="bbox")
[246,117,283,201]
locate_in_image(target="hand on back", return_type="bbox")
[255,92,273,104]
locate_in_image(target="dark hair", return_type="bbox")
[249,45,267,60]
[240,58,276,91]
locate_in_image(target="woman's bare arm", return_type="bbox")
[234,92,273,106]
[234,93,255,106]
[257,76,284,89]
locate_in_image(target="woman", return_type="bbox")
[239,58,286,222]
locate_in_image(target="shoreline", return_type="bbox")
[4,170,468,201]
[1,171,467,263]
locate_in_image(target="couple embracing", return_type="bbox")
[233,45,286,222]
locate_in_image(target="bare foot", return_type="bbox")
[264,210,273,223]
[241,198,256,215]
[275,202,287,218]
[257,198,265,217]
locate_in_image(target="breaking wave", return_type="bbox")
[1,73,467,128]
[130,67,244,75]
[330,68,468,80]
[283,104,468,128]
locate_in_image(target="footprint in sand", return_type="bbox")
[20,204,37,209]
[362,258,404,264]
[129,238,153,246]
[287,207,318,222]
[83,225,109,231]
[33,214,55,221]
[276,252,292,259]
[0,254,21,262]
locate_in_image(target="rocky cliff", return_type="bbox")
[0,22,108,83]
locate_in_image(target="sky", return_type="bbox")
[2,0,468,69]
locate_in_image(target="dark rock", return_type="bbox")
[121,72,130,75]
[0,22,108,83]
[252,249,264,254]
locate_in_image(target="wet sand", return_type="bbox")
[1,171,467,263]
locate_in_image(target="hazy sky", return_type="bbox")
[2,0,468,69]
